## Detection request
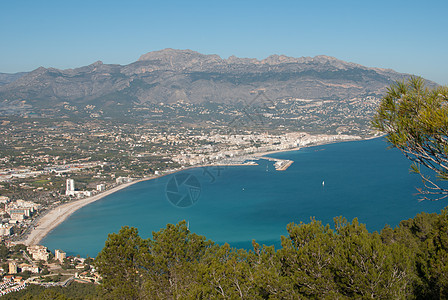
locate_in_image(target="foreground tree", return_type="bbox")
[277,219,340,298]
[333,218,413,299]
[372,77,448,200]
[95,226,149,300]
[96,213,448,299]
[144,221,214,299]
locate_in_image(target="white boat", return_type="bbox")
[322,180,325,187]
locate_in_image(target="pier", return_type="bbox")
[259,156,294,171]
[274,160,294,171]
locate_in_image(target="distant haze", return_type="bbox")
[1,1,447,85]
[0,48,432,115]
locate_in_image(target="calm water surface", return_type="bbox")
[42,138,447,257]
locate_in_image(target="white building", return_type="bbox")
[19,263,39,273]
[8,209,29,221]
[55,249,66,262]
[27,245,49,261]
[96,184,106,192]
[116,177,132,184]
[5,200,39,222]
[66,179,75,196]
[66,179,93,198]
[0,224,12,236]
[14,200,39,211]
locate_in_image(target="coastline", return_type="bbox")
[19,164,253,246]
[20,178,153,246]
[21,135,376,246]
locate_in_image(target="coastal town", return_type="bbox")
[0,95,378,293]
[0,0,445,296]
[1,125,363,241]
[0,128,360,294]
[0,120,365,289]
[0,242,98,296]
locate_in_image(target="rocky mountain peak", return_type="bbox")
[311,55,362,69]
[138,48,223,68]
[226,55,258,64]
[0,49,428,112]
[261,54,299,65]
[90,60,103,67]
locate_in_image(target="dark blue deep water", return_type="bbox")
[42,138,447,257]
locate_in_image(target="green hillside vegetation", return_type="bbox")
[7,209,448,299]
[90,77,448,300]
[373,76,448,200]
[7,78,448,299]
[91,210,448,300]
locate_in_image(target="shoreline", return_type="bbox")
[20,178,153,246]
[20,135,376,246]
[19,164,256,246]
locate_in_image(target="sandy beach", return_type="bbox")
[21,178,152,246]
[19,162,260,246]
[20,135,370,246]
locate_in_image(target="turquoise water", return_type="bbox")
[42,138,447,257]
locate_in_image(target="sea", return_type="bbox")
[42,138,448,257]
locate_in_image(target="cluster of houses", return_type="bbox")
[65,179,92,197]
[0,276,27,295]
[115,177,133,184]
[65,179,111,198]
[0,245,69,296]
[7,199,39,222]
[8,261,39,274]
[172,132,361,166]
[0,179,112,239]
[8,245,66,275]
[0,162,103,182]
[27,245,67,262]
[0,196,40,237]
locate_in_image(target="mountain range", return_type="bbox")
[0,49,433,115]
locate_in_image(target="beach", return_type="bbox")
[20,163,266,246]
[20,178,152,246]
[40,136,437,258]
[20,135,366,246]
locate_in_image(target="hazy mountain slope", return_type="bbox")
[0,72,27,86]
[0,49,433,110]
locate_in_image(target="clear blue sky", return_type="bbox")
[1,0,447,85]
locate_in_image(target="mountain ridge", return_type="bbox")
[0,49,435,114]
[0,72,27,86]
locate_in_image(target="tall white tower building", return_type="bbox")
[66,179,75,196]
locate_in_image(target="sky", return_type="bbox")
[1,0,447,85]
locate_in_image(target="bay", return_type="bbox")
[42,138,447,257]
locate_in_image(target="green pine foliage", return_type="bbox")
[9,78,448,299]
[93,209,448,299]
[372,77,448,200]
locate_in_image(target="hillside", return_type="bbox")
[0,72,26,86]
[0,49,429,112]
